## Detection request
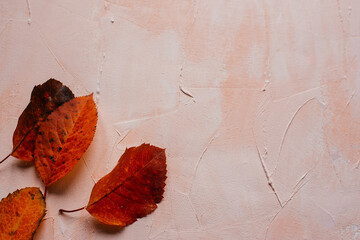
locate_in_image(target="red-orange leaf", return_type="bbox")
[11,79,74,161]
[86,144,167,226]
[34,94,97,186]
[0,187,46,240]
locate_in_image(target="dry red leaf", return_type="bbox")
[11,79,74,161]
[85,144,167,226]
[34,94,97,186]
[0,187,46,240]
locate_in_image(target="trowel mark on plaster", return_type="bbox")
[285,177,311,206]
[309,199,336,227]
[179,86,195,101]
[177,0,199,100]
[82,157,96,184]
[36,217,54,239]
[110,108,180,171]
[107,128,130,171]
[26,0,32,24]
[261,58,271,92]
[274,97,325,176]
[254,94,320,215]
[277,98,320,155]
[261,0,271,93]
[324,137,344,186]
[265,178,311,240]
[35,23,90,94]
[343,87,358,115]
[189,132,216,192]
[292,168,313,191]
[178,47,196,102]
[336,0,349,76]
[149,186,174,239]
[272,86,324,103]
[174,189,202,229]
[189,110,232,195]
[254,128,283,208]
[112,108,179,130]
[169,189,181,239]
[253,94,283,207]
[0,20,12,40]
[187,194,202,228]
[57,215,67,238]
[95,52,106,104]
[348,3,352,16]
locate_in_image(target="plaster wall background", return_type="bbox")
[0,0,360,239]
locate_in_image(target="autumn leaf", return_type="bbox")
[34,94,98,186]
[60,144,167,226]
[0,187,46,240]
[2,79,74,162]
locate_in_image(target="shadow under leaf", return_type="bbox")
[91,218,125,234]
[15,159,34,169]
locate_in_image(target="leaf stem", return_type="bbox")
[0,153,11,164]
[59,206,85,214]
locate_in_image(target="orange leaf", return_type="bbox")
[11,79,74,161]
[34,94,98,186]
[86,144,167,226]
[0,187,46,240]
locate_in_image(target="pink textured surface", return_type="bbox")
[0,1,360,239]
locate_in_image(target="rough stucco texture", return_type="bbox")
[0,0,360,239]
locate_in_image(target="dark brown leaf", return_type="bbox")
[11,79,74,161]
